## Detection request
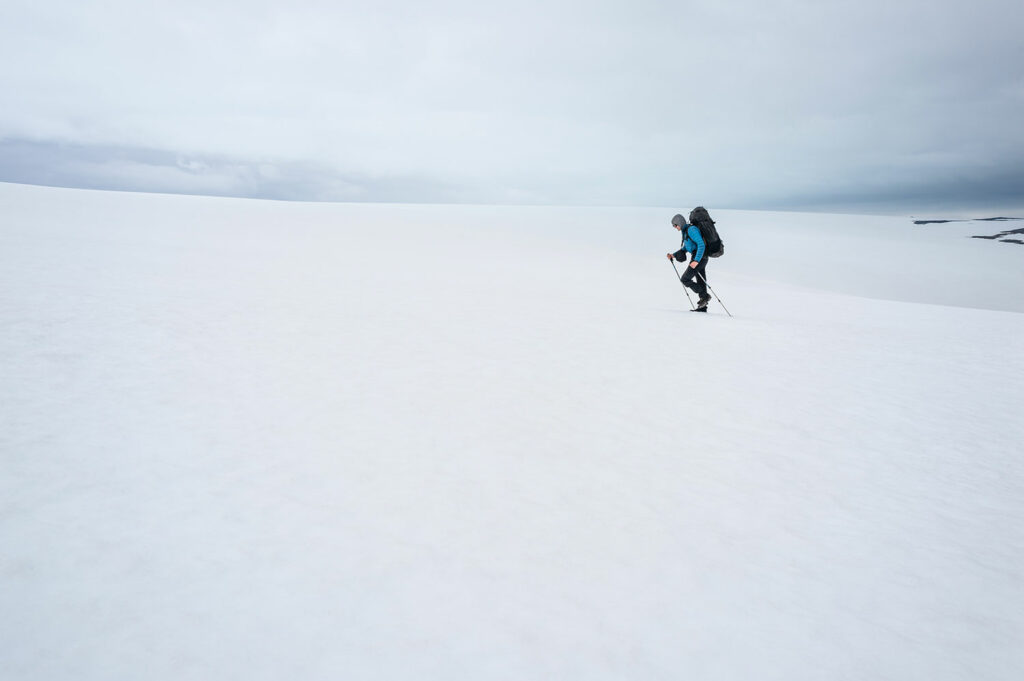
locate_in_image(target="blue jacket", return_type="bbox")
[673,225,705,262]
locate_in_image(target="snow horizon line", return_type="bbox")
[6,179,1024,222]
[2,138,1024,219]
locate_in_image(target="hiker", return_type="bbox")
[666,213,711,310]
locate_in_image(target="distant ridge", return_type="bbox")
[913,216,1023,225]
[911,216,1024,244]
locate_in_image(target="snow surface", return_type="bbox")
[2,182,1023,680]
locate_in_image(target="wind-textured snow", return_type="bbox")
[2,182,1022,680]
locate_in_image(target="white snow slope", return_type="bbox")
[2,182,1023,680]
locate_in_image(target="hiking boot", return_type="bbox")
[697,293,711,309]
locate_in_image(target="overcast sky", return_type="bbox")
[1,0,1022,210]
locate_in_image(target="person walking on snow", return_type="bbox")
[667,213,711,310]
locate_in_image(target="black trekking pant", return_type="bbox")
[681,257,709,296]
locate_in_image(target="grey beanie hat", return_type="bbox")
[671,214,686,227]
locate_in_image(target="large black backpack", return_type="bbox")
[688,206,725,258]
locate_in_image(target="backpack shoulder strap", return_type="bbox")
[686,224,704,246]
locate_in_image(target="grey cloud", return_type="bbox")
[0,138,463,203]
[1,0,1022,211]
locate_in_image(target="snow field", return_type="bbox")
[1,183,1022,680]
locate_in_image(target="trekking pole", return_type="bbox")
[696,272,732,317]
[669,258,696,310]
